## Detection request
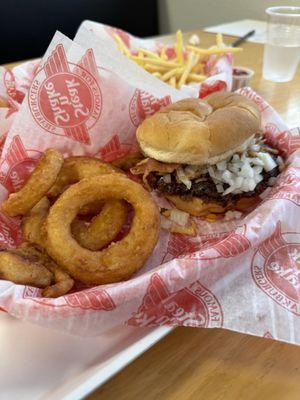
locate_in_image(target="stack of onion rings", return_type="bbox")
[0,149,160,296]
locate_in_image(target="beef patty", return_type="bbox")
[148,166,279,206]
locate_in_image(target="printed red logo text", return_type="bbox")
[0,135,39,193]
[0,212,22,247]
[28,45,101,144]
[251,222,300,316]
[127,273,223,328]
[3,69,25,104]
[129,89,171,127]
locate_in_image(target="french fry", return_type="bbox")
[130,57,145,67]
[152,72,162,78]
[131,55,181,68]
[146,58,182,68]
[169,76,176,88]
[186,73,207,82]
[161,67,183,82]
[113,34,131,56]
[216,32,223,47]
[191,62,204,73]
[177,52,199,88]
[187,45,242,55]
[113,30,241,89]
[160,46,168,60]
[138,48,160,59]
[144,64,169,73]
[175,30,184,64]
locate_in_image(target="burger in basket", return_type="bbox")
[131,92,284,217]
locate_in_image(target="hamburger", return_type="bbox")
[131,92,284,216]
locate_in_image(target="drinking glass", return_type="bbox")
[263,6,300,82]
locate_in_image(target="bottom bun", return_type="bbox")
[165,195,259,217]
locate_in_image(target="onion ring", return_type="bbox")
[0,243,53,288]
[78,200,104,216]
[47,156,121,198]
[19,243,74,298]
[2,149,63,217]
[71,199,128,251]
[21,197,50,248]
[41,262,74,298]
[47,156,128,249]
[0,242,74,297]
[45,174,160,284]
[22,196,128,252]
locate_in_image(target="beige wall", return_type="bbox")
[159,0,300,33]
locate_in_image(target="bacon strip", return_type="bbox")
[130,158,179,189]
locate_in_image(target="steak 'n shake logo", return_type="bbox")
[0,135,39,193]
[264,124,300,157]
[127,273,223,328]
[0,211,22,247]
[265,168,300,207]
[251,222,300,316]
[28,45,102,144]
[3,69,25,104]
[23,286,116,312]
[238,87,269,112]
[129,89,171,127]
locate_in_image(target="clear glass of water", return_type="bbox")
[263,6,300,82]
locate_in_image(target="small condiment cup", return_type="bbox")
[232,66,255,91]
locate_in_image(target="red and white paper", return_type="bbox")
[76,20,233,96]
[0,25,299,344]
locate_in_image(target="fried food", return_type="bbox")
[0,242,74,297]
[71,199,128,251]
[1,150,160,294]
[79,200,104,216]
[21,197,50,248]
[41,262,74,298]
[22,194,127,252]
[47,155,122,216]
[113,30,242,89]
[21,203,74,297]
[2,149,63,217]
[112,152,144,171]
[0,243,52,288]
[45,174,160,285]
[47,156,128,250]
[47,156,120,198]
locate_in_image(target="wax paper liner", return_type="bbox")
[0,20,232,158]
[0,60,40,157]
[76,20,233,95]
[0,30,299,344]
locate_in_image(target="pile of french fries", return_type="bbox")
[113,30,242,89]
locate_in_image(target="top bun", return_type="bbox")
[136,92,261,165]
